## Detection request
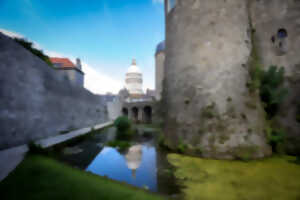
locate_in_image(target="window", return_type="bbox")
[277,28,288,39]
[168,0,177,13]
[271,28,288,56]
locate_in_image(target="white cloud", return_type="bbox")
[81,62,123,95]
[0,28,123,95]
[0,28,42,50]
[0,29,23,39]
[45,52,123,95]
[152,0,164,4]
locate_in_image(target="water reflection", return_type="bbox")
[125,145,142,179]
[86,144,157,191]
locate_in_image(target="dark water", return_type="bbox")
[57,126,179,195]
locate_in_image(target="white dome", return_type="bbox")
[125,59,144,95]
[127,64,141,74]
[125,145,142,170]
[127,59,141,74]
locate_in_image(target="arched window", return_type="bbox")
[168,0,177,13]
[277,28,288,39]
[271,28,288,56]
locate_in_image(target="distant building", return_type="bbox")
[155,41,165,100]
[125,59,143,95]
[107,59,156,123]
[50,57,84,86]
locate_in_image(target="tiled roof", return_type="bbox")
[50,57,76,68]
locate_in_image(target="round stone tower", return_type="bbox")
[163,0,271,159]
[125,59,143,95]
[155,41,165,100]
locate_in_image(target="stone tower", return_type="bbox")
[163,0,272,159]
[125,59,143,95]
[155,41,165,100]
[249,0,300,154]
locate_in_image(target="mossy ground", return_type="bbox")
[168,154,300,200]
[0,155,165,200]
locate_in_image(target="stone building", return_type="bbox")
[155,41,165,100]
[50,57,84,86]
[125,59,143,95]
[108,59,156,123]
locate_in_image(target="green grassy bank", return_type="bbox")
[168,154,300,200]
[0,155,165,200]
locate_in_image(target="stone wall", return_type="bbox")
[107,97,123,120]
[0,33,108,150]
[55,69,84,87]
[163,0,271,159]
[249,0,300,154]
[155,51,165,101]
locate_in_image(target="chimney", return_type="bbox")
[76,58,82,70]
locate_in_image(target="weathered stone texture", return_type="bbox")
[155,52,165,101]
[0,33,108,149]
[163,0,271,159]
[250,0,300,154]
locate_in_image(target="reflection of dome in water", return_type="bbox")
[125,145,142,178]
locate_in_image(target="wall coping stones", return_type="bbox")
[0,121,113,182]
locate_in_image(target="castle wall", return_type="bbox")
[250,0,300,154]
[163,0,271,159]
[107,97,123,120]
[0,33,108,149]
[56,69,84,87]
[155,52,165,100]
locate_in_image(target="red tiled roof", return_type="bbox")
[50,57,76,68]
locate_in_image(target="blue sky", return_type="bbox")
[0,0,165,94]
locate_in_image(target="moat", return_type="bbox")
[55,126,180,195]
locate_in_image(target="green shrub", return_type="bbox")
[14,38,53,67]
[259,66,288,119]
[266,126,285,153]
[177,141,188,154]
[114,116,131,132]
[114,116,136,140]
[158,134,165,147]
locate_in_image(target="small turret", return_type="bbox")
[76,58,82,70]
[132,58,136,65]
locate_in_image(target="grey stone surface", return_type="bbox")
[0,145,28,182]
[0,33,108,149]
[163,0,272,159]
[250,0,300,154]
[155,42,165,101]
[0,121,112,182]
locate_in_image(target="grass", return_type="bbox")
[0,155,165,200]
[168,154,300,200]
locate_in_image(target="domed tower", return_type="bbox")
[125,59,143,95]
[155,41,165,100]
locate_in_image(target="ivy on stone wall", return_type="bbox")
[259,66,288,119]
[14,38,53,67]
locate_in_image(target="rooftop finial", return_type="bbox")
[132,59,136,65]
